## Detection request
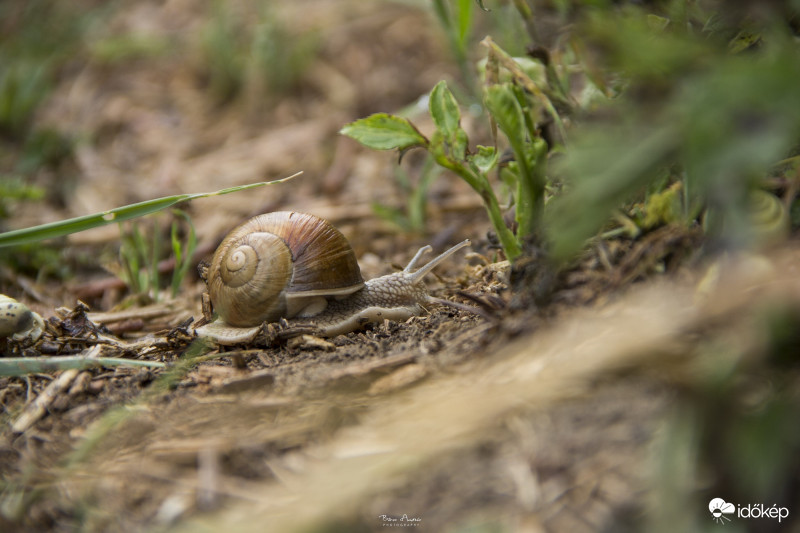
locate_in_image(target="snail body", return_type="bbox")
[0,295,44,343]
[196,211,470,345]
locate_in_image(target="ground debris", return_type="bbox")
[286,335,336,352]
[367,363,428,395]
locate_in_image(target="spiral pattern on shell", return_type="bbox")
[207,212,364,327]
[747,190,789,247]
[221,239,261,287]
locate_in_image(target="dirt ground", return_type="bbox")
[1,2,799,532]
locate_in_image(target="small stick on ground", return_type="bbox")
[11,345,102,434]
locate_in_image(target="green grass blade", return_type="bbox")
[0,356,166,377]
[150,219,161,300]
[170,209,197,298]
[119,227,141,293]
[0,172,301,248]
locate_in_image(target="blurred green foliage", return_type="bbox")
[117,209,197,302]
[0,177,44,220]
[649,302,800,532]
[0,0,84,196]
[87,33,170,65]
[200,1,319,106]
[372,155,442,234]
[0,0,97,277]
[432,0,479,97]
[342,76,544,261]
[0,0,102,136]
[1,0,317,284]
[547,2,800,259]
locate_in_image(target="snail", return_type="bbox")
[195,211,472,345]
[746,189,789,248]
[704,189,790,250]
[0,294,45,344]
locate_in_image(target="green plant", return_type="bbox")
[201,0,246,104]
[87,33,170,65]
[647,303,800,531]
[345,0,800,268]
[247,4,318,97]
[341,68,551,261]
[118,219,161,300]
[432,0,533,100]
[545,5,800,260]
[0,176,44,220]
[170,209,198,298]
[0,62,51,136]
[0,0,108,136]
[431,0,478,98]
[118,209,197,301]
[372,154,441,233]
[0,176,296,294]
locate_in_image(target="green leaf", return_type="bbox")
[340,113,427,151]
[428,130,451,167]
[484,84,526,147]
[171,209,197,298]
[428,81,469,162]
[470,145,498,174]
[452,128,469,161]
[0,173,301,248]
[429,81,462,138]
[456,0,474,48]
[430,129,468,171]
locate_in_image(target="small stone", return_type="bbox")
[287,334,336,351]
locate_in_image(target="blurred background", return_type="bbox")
[0,0,510,294]
[2,1,800,532]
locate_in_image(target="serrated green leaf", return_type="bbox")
[340,113,427,151]
[429,81,462,138]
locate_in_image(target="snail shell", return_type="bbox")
[747,190,789,247]
[0,294,45,343]
[208,211,365,327]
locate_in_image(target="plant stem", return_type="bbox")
[514,137,548,242]
[511,0,540,45]
[434,153,521,260]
